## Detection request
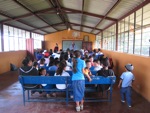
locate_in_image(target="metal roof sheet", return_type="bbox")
[34,29,47,35]
[108,0,144,19]
[0,0,30,17]
[54,25,67,30]
[97,20,114,29]
[6,21,34,30]
[20,16,48,27]
[84,0,118,15]
[43,27,57,33]
[60,0,82,11]
[0,15,9,21]
[82,15,100,27]
[40,14,62,24]
[66,14,82,24]
[72,26,80,31]
[18,0,52,12]
[82,27,92,33]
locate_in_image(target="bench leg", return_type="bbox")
[27,90,30,100]
[23,90,25,106]
[66,89,68,106]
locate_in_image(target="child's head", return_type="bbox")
[56,61,67,75]
[40,58,45,64]
[125,64,134,72]
[93,59,100,67]
[22,57,32,66]
[86,60,91,69]
[33,61,38,68]
[39,68,46,75]
[89,56,93,62]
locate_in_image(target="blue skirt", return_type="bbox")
[72,80,85,101]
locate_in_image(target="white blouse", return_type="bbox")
[54,70,70,90]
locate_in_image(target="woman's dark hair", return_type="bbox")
[85,59,91,64]
[40,58,45,64]
[22,57,31,66]
[49,57,54,66]
[56,60,67,75]
[38,68,46,75]
[73,50,81,73]
[101,58,109,68]
[33,61,38,67]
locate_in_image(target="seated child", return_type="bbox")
[39,68,55,98]
[83,60,92,82]
[93,59,102,71]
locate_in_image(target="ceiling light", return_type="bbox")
[68,28,71,31]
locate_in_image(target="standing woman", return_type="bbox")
[72,50,91,112]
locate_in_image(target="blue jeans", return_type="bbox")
[120,86,132,106]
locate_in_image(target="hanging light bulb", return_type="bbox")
[68,27,71,31]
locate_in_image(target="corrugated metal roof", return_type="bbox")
[43,27,57,33]
[97,20,114,29]
[66,14,82,24]
[0,15,9,21]
[0,0,148,35]
[40,14,62,24]
[108,0,143,19]
[84,0,118,15]
[72,26,80,31]
[6,21,34,30]
[60,0,82,10]
[82,27,92,32]
[0,0,30,17]
[20,16,48,27]
[18,0,52,12]
[54,25,67,30]
[82,15,100,27]
[34,29,47,35]
[92,30,100,34]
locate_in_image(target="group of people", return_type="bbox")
[20,48,135,111]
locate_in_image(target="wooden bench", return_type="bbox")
[19,75,116,106]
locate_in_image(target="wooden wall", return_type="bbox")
[102,49,150,102]
[44,30,96,51]
[0,50,26,74]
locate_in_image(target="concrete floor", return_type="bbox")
[0,71,150,113]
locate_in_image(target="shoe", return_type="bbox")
[76,106,80,112]
[51,93,56,97]
[46,94,51,98]
[70,95,73,99]
[80,105,83,111]
[128,105,132,108]
[31,91,35,96]
[121,100,125,103]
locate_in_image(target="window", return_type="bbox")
[142,4,150,56]
[134,9,142,55]
[3,25,28,51]
[0,26,2,52]
[32,33,44,49]
[102,24,116,51]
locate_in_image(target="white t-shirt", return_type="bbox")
[54,70,70,89]
[94,65,102,71]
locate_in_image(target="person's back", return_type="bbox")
[96,58,114,91]
[19,57,38,88]
[72,58,85,80]
[54,61,70,90]
[118,64,134,107]
[121,71,134,87]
